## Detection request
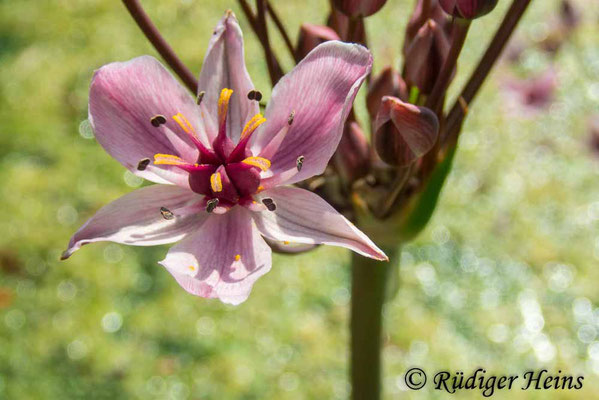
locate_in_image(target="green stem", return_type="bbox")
[350,246,399,400]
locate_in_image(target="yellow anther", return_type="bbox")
[217,88,233,127]
[154,153,187,166]
[241,114,266,140]
[210,172,223,192]
[173,112,198,137]
[242,156,271,172]
[283,241,290,245]
[257,185,265,193]
[234,254,241,261]
[188,265,196,271]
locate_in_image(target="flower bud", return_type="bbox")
[327,7,366,42]
[403,20,450,95]
[366,67,408,122]
[439,0,498,19]
[403,0,449,55]
[334,121,371,182]
[373,97,439,166]
[296,24,340,60]
[332,0,388,17]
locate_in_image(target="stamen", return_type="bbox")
[242,156,271,172]
[247,90,263,101]
[170,114,220,164]
[296,155,304,172]
[458,96,469,114]
[150,115,167,127]
[217,88,234,127]
[153,154,188,166]
[283,241,290,245]
[259,166,299,190]
[235,254,241,261]
[261,198,276,211]
[137,158,151,171]
[173,113,197,138]
[196,91,205,105]
[240,114,266,140]
[226,114,267,163]
[188,265,196,271]
[287,110,295,125]
[210,172,223,192]
[206,198,219,213]
[160,206,174,220]
[259,123,290,160]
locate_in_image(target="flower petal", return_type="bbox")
[373,96,439,166]
[251,41,372,185]
[159,207,271,305]
[89,56,204,186]
[62,185,206,259]
[251,186,387,261]
[198,11,259,143]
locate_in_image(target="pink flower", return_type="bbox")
[62,12,387,305]
[501,69,558,117]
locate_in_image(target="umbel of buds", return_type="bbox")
[373,97,439,167]
[439,0,498,19]
[332,0,388,17]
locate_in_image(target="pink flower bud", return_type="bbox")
[366,67,408,121]
[439,0,498,19]
[332,0,388,17]
[334,121,371,182]
[296,24,340,60]
[403,20,451,95]
[403,0,449,56]
[373,97,439,166]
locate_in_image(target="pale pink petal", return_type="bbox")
[159,207,271,305]
[251,186,387,261]
[63,185,206,259]
[251,41,372,185]
[198,11,259,143]
[89,56,205,186]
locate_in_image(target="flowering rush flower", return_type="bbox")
[62,12,387,304]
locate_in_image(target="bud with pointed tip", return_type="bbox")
[373,97,439,166]
[332,0,388,17]
[403,19,451,95]
[296,24,340,60]
[334,121,371,183]
[366,67,408,122]
[439,0,498,19]
[403,0,449,56]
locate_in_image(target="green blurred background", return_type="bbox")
[1,0,599,398]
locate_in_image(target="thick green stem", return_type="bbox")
[350,246,399,400]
